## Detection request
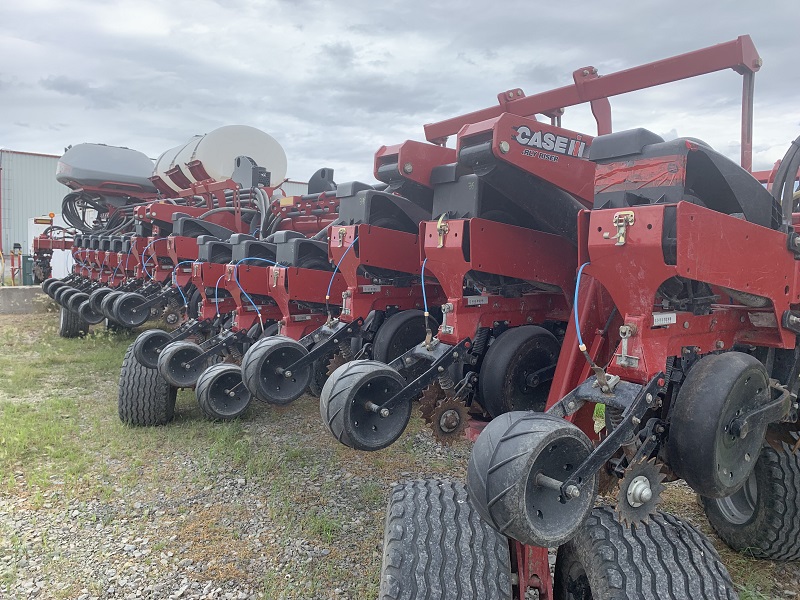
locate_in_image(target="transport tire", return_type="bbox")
[196,363,252,421]
[467,412,597,547]
[378,479,513,600]
[478,325,560,417]
[553,505,738,599]
[320,360,410,451]
[117,342,176,426]
[58,305,89,338]
[702,441,800,561]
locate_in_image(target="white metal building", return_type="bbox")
[0,149,69,255]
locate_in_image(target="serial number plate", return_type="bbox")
[360,285,381,293]
[466,296,489,306]
[653,312,677,326]
[292,315,312,321]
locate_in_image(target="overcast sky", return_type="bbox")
[1,0,798,183]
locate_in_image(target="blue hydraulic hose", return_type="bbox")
[141,237,167,281]
[171,260,196,307]
[325,236,358,314]
[574,262,590,350]
[233,257,278,332]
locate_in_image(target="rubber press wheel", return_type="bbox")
[101,290,126,320]
[118,342,177,426]
[133,329,173,369]
[320,360,411,451]
[240,336,312,405]
[378,479,512,600]
[467,411,597,548]
[157,340,209,388]
[702,441,800,561]
[553,506,738,599]
[113,292,150,328]
[372,309,431,364]
[478,325,560,417]
[196,363,252,421]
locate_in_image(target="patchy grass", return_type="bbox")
[0,310,790,598]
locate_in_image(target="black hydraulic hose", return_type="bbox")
[197,207,259,220]
[774,136,800,231]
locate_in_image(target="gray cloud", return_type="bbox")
[0,0,797,181]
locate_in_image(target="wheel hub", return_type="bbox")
[626,475,653,507]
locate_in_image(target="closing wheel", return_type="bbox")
[66,291,90,313]
[702,440,800,561]
[553,506,738,599]
[196,363,252,420]
[240,336,312,405]
[308,347,337,398]
[113,292,151,328]
[467,412,597,547]
[133,329,173,369]
[157,341,209,388]
[101,290,125,320]
[58,306,89,338]
[118,342,177,426]
[479,325,560,417]
[378,479,513,600]
[320,360,411,451]
[667,351,769,498]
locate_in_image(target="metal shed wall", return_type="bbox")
[281,180,309,196]
[0,150,69,254]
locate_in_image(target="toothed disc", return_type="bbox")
[430,399,469,445]
[615,457,667,528]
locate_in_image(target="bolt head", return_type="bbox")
[380,408,390,418]
[565,485,580,498]
[284,370,292,378]
[403,162,413,174]
[499,141,510,154]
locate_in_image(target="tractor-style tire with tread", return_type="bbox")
[378,479,512,600]
[118,343,177,426]
[702,441,800,561]
[554,505,738,599]
[58,306,89,338]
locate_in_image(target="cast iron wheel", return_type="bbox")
[196,363,252,420]
[378,479,513,600]
[553,505,738,599]
[667,351,770,498]
[702,441,800,561]
[66,291,90,312]
[157,340,209,388]
[240,336,312,405]
[467,412,597,547]
[58,306,89,338]
[47,280,68,299]
[113,292,150,328]
[118,342,177,426]
[320,360,411,451]
[133,329,173,369]
[478,325,560,417]
[101,290,125,320]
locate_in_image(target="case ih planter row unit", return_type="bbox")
[37,35,800,600]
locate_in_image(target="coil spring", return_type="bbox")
[438,373,456,391]
[339,341,353,360]
[606,405,625,432]
[472,327,490,357]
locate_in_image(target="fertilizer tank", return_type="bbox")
[155,125,288,190]
[56,144,157,194]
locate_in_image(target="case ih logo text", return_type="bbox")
[513,126,587,159]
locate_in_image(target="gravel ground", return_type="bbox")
[1,312,800,599]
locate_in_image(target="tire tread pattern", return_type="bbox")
[118,343,176,426]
